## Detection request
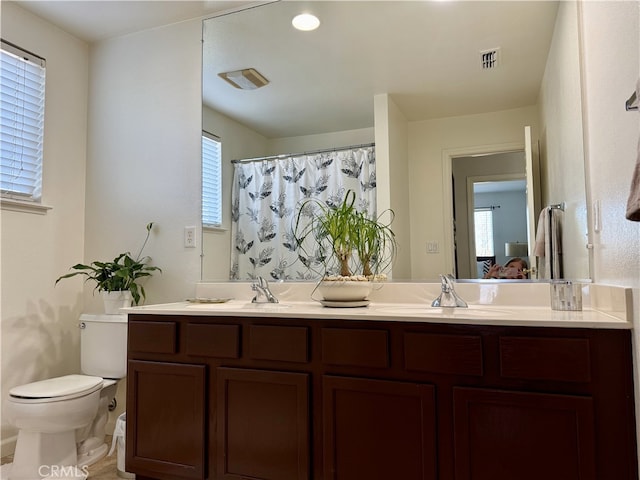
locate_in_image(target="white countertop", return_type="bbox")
[122,281,634,329]
[124,298,631,329]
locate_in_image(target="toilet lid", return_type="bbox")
[9,374,103,399]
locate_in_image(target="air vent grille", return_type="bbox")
[480,48,500,69]
[218,68,269,90]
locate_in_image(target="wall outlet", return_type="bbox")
[184,226,197,248]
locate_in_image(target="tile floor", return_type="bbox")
[0,436,126,479]
[85,452,122,480]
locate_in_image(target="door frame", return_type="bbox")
[441,141,524,275]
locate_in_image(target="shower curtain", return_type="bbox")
[230,145,376,280]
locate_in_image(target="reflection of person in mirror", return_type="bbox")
[483,257,529,279]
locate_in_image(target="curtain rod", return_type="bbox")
[231,143,375,164]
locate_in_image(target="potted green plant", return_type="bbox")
[56,222,161,313]
[293,190,396,302]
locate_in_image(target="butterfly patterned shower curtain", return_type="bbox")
[230,145,376,280]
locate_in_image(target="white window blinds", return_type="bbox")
[474,209,495,257]
[202,132,222,226]
[1,41,46,202]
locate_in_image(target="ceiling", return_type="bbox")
[9,0,256,43]
[203,1,559,138]
[10,0,560,139]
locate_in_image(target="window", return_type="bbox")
[1,40,46,203]
[474,208,495,257]
[202,132,222,227]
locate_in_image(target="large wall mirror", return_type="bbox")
[201,0,590,282]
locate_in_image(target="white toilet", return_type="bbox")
[6,314,128,480]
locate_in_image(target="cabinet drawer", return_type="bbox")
[129,320,177,354]
[186,323,240,358]
[404,332,483,376]
[249,325,309,363]
[322,328,389,368]
[500,336,591,382]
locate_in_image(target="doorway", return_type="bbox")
[452,152,527,278]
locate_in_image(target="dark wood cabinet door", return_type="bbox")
[323,376,437,480]
[126,360,206,480]
[216,367,310,480]
[453,387,596,480]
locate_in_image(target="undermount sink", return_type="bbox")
[242,302,291,310]
[185,301,241,310]
[374,305,511,318]
[185,301,290,311]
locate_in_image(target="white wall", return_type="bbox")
[85,18,204,312]
[538,0,589,280]
[581,1,640,291]
[407,106,539,280]
[0,2,89,454]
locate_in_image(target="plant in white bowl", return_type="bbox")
[56,223,161,313]
[293,190,396,302]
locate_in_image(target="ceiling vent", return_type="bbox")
[480,48,501,70]
[218,68,269,90]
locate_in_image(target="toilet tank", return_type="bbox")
[80,313,128,379]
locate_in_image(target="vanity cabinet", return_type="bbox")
[126,314,637,480]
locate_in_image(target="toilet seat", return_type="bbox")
[9,374,104,404]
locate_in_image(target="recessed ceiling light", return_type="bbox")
[218,68,269,90]
[292,13,320,31]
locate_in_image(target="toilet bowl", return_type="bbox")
[5,314,128,480]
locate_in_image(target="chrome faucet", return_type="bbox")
[251,276,279,304]
[431,274,468,308]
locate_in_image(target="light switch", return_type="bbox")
[426,241,439,254]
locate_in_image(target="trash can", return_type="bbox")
[109,412,135,478]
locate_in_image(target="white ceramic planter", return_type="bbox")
[102,291,133,314]
[317,280,373,301]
